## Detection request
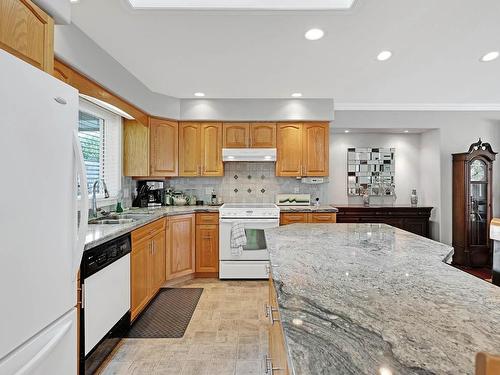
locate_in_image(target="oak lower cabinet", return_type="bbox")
[267,276,289,375]
[195,213,219,275]
[179,122,223,176]
[130,218,166,320]
[167,214,196,279]
[276,122,329,177]
[0,0,54,73]
[280,212,337,225]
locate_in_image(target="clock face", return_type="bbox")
[470,159,486,182]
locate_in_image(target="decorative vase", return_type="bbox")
[410,189,418,207]
[362,191,370,206]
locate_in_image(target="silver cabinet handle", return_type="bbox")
[265,304,279,325]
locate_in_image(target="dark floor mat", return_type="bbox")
[126,288,203,338]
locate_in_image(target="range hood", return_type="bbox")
[222,148,277,162]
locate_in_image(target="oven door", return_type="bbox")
[219,218,279,261]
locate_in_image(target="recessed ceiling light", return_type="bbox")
[194,92,205,97]
[377,50,392,61]
[404,130,409,133]
[305,28,324,41]
[291,93,302,98]
[344,130,350,133]
[70,0,80,3]
[480,51,499,62]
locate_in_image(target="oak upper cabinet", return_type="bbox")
[223,123,249,148]
[123,119,150,177]
[250,122,276,148]
[167,214,195,279]
[276,122,329,177]
[0,0,54,73]
[200,122,223,176]
[276,123,303,176]
[223,122,276,148]
[150,118,178,177]
[179,122,223,176]
[195,213,219,274]
[179,122,200,176]
[302,122,329,176]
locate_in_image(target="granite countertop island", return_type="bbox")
[265,223,500,375]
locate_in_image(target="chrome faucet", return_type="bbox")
[91,179,109,218]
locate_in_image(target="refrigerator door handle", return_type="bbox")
[16,320,73,375]
[73,130,89,280]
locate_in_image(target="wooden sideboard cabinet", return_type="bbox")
[334,205,433,238]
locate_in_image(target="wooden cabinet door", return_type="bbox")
[131,239,150,320]
[309,213,337,223]
[179,122,201,176]
[151,230,166,292]
[223,123,249,148]
[150,118,178,176]
[124,119,150,177]
[196,224,219,273]
[250,123,276,148]
[0,0,54,73]
[280,212,308,225]
[268,278,289,374]
[168,214,195,279]
[302,122,329,176]
[276,123,303,176]
[200,122,223,176]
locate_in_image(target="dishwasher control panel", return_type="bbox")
[81,234,131,279]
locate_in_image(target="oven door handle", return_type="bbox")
[219,218,280,224]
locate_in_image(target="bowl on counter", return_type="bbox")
[173,196,187,206]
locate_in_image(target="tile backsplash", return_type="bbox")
[167,162,328,204]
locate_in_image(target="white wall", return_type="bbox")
[331,110,500,245]
[328,132,422,206]
[180,98,334,121]
[33,0,71,24]
[54,24,181,119]
[419,129,441,240]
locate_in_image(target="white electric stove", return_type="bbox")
[219,203,280,279]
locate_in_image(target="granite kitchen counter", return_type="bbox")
[85,205,219,250]
[265,223,500,375]
[278,205,339,213]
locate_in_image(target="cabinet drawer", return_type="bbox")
[196,212,219,225]
[132,218,166,245]
[310,213,337,223]
[280,212,308,225]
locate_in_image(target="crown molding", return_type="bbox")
[334,103,500,111]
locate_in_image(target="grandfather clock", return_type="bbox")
[452,139,496,267]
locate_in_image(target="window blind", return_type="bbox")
[78,99,122,199]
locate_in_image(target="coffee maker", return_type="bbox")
[133,180,165,208]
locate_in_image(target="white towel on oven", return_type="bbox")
[230,222,247,256]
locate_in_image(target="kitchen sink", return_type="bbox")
[88,218,136,225]
[88,212,153,225]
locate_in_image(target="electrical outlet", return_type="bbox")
[294,187,300,193]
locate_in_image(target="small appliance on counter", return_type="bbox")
[490,218,500,286]
[133,180,165,208]
[276,193,311,206]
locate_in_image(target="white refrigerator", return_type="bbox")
[0,50,89,375]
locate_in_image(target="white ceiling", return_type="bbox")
[71,0,500,106]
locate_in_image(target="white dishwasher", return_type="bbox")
[80,234,131,375]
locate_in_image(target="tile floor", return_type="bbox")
[98,279,269,375]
